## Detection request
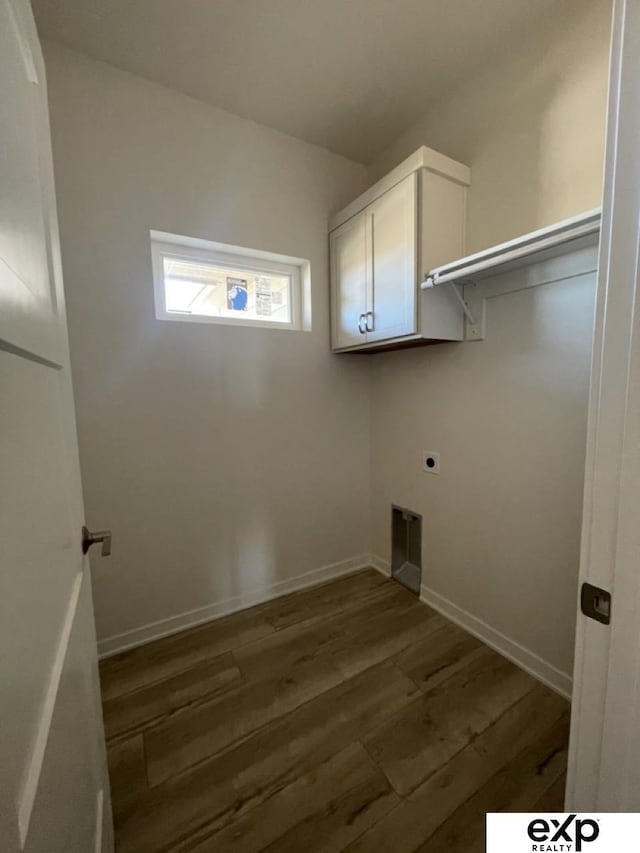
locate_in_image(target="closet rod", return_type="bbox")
[422,208,601,289]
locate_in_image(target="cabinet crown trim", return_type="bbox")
[329,145,471,232]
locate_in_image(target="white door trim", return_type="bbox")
[93,789,104,853]
[566,0,640,811]
[17,571,84,846]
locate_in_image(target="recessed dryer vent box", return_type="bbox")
[391,505,422,595]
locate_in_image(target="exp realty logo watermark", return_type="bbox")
[527,815,598,851]
[486,813,640,852]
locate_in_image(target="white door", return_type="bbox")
[566,0,640,811]
[330,211,367,349]
[0,1,113,851]
[366,172,417,344]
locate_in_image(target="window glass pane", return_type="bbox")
[163,256,292,323]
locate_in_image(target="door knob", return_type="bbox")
[81,525,112,557]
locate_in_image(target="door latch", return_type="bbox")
[580,582,611,625]
[81,525,112,557]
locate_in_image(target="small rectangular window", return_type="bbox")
[151,231,309,331]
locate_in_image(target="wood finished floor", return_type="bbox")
[100,569,570,853]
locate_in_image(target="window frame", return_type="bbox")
[150,233,305,331]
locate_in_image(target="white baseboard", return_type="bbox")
[368,554,392,578]
[97,554,375,659]
[370,555,571,700]
[99,552,572,700]
[419,582,573,700]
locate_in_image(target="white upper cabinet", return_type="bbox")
[329,146,471,352]
[330,211,367,349]
[366,172,417,343]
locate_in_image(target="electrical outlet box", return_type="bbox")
[423,450,440,474]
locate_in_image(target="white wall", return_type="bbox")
[371,262,597,684]
[369,0,611,253]
[45,0,609,679]
[368,0,610,685]
[43,43,370,647]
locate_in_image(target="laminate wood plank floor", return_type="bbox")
[100,569,570,853]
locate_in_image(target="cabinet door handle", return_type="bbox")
[358,314,366,334]
[365,311,374,332]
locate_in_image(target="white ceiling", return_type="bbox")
[32,0,565,164]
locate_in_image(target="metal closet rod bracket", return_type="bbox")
[422,275,478,326]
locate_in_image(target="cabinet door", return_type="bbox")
[330,212,367,349]
[366,172,417,343]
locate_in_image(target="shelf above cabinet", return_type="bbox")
[422,208,601,289]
